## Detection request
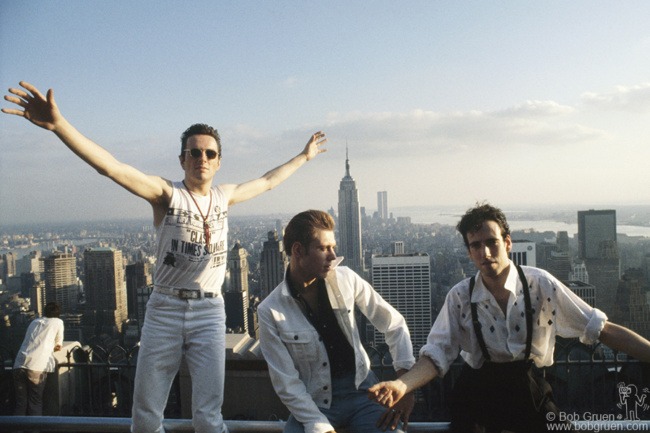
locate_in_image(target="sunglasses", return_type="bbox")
[183,148,219,160]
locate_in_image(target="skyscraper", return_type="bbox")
[259,230,287,299]
[83,247,128,335]
[377,191,388,220]
[615,269,650,339]
[509,241,536,267]
[577,209,620,311]
[225,242,249,333]
[370,253,432,353]
[337,148,363,275]
[2,252,17,284]
[125,261,152,319]
[578,210,617,260]
[43,251,79,313]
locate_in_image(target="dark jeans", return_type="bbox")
[450,361,571,433]
[13,368,48,416]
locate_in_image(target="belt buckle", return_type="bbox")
[177,289,198,299]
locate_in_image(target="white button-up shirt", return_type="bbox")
[420,262,608,376]
[258,266,415,433]
[14,317,64,373]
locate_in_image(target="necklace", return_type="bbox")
[182,181,212,246]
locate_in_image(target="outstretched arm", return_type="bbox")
[599,321,650,362]
[3,82,171,210]
[223,131,327,206]
[368,356,439,408]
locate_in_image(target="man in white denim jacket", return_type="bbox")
[259,210,416,433]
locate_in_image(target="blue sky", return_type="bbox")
[2,1,650,225]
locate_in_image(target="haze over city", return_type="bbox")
[2,1,650,225]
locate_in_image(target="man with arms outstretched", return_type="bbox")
[3,81,327,433]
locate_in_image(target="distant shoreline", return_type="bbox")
[2,205,650,237]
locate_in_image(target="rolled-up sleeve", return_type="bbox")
[419,288,463,377]
[546,274,608,345]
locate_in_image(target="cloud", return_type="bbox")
[322,102,604,159]
[281,76,300,88]
[581,83,650,112]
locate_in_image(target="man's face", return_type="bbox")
[297,229,338,280]
[466,220,512,279]
[180,134,221,182]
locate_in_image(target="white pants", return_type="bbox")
[131,291,227,433]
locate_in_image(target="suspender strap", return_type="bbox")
[469,276,491,362]
[516,264,533,360]
[469,265,532,362]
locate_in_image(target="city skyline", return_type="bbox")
[2,2,650,225]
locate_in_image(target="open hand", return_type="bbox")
[2,81,62,130]
[302,131,327,160]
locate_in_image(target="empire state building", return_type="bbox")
[337,148,363,275]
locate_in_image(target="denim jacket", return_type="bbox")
[258,266,415,433]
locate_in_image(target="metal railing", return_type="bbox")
[2,340,649,425]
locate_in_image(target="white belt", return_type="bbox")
[154,287,220,299]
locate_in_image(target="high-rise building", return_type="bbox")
[17,251,43,275]
[615,269,650,339]
[391,241,405,256]
[569,262,589,284]
[556,231,569,253]
[377,191,388,220]
[30,280,46,317]
[259,230,287,299]
[83,248,128,336]
[337,148,363,275]
[546,250,572,281]
[510,241,536,267]
[578,210,617,260]
[135,285,154,334]
[43,252,79,313]
[225,243,249,333]
[370,253,432,353]
[125,261,152,319]
[577,209,620,311]
[563,280,596,308]
[2,252,17,283]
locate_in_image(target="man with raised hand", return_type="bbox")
[3,81,327,433]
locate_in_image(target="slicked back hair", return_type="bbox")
[284,210,335,256]
[456,202,510,249]
[180,124,222,156]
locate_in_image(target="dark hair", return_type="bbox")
[283,210,335,256]
[44,302,61,318]
[180,124,221,156]
[456,202,510,248]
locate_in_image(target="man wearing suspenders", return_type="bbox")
[370,203,650,432]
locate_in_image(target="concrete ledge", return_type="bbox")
[0,416,452,432]
[2,416,650,432]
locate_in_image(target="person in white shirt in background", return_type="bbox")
[13,302,64,417]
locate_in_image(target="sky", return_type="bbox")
[2,1,650,226]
